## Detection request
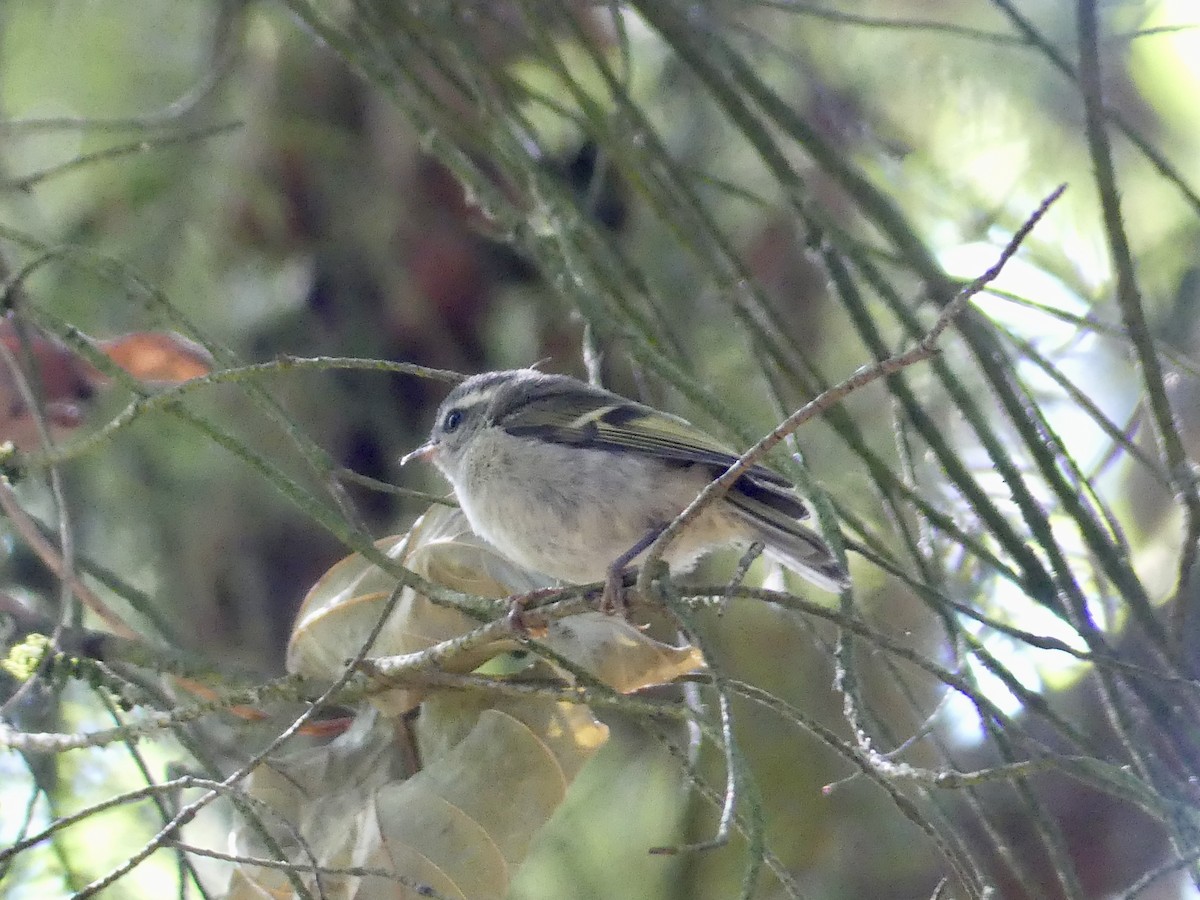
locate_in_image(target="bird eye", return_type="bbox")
[442,409,464,433]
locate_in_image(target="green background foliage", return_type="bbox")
[3,1,1200,898]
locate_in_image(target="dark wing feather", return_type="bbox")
[729,473,812,521]
[495,375,807,519]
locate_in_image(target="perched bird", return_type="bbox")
[403,369,848,608]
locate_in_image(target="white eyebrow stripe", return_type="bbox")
[444,386,500,411]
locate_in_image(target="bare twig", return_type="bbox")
[1076,0,1200,651]
[0,481,131,637]
[167,842,454,900]
[637,184,1067,595]
[0,122,242,193]
[647,595,753,863]
[26,356,463,470]
[0,315,97,717]
[70,569,412,899]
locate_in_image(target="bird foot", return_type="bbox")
[504,588,555,638]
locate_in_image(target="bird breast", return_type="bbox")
[450,428,744,582]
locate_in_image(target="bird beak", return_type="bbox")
[401,442,437,466]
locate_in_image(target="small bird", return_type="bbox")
[403,368,848,609]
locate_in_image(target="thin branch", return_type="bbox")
[0,312,92,718]
[638,185,1066,593]
[1077,0,1200,651]
[25,355,463,470]
[72,573,412,899]
[0,480,131,637]
[988,0,1200,219]
[166,842,454,900]
[0,122,242,192]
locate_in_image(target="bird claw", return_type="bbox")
[600,565,645,617]
[505,600,531,636]
[505,590,551,638]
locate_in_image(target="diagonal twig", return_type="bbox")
[637,184,1067,595]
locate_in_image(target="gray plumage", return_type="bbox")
[406,369,848,593]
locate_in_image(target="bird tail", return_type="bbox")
[727,492,849,593]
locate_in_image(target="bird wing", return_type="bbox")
[495,379,810,522]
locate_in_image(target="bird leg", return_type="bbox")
[602,524,667,615]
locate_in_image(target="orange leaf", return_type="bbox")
[96,331,213,383]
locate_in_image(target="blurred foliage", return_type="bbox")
[3,1,1200,898]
